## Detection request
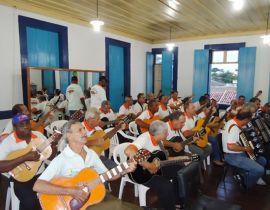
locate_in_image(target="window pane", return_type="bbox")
[210,63,238,105]
[212,51,224,63]
[227,50,239,63]
[156,54,162,64]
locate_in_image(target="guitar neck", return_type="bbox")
[99,162,129,183]
[36,131,62,153]
[201,107,214,128]
[159,157,191,168]
[182,135,195,146]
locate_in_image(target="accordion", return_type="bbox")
[251,117,270,143]
[239,130,257,160]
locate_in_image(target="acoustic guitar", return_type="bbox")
[88,115,132,156]
[128,149,200,184]
[208,109,231,137]
[192,106,215,148]
[166,129,206,157]
[140,115,161,133]
[39,162,130,210]
[6,131,62,182]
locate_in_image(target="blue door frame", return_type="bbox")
[152,47,178,92]
[105,37,131,100]
[18,16,69,106]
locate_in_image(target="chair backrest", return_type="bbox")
[113,142,131,165]
[129,121,140,136]
[104,128,119,146]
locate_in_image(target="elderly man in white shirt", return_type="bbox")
[133,93,148,116]
[90,76,108,109]
[66,76,87,115]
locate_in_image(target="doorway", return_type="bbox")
[105,38,130,111]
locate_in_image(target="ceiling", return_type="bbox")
[1,0,270,43]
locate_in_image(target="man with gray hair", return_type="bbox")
[125,120,184,210]
[99,100,117,128]
[118,95,136,119]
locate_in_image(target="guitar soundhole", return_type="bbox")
[69,195,90,210]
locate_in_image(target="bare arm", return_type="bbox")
[227,143,252,152]
[183,130,195,138]
[0,151,40,173]
[135,119,149,129]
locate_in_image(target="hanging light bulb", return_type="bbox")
[228,0,244,11]
[90,0,104,32]
[261,10,270,46]
[166,27,175,51]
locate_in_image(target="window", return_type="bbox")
[155,54,162,64]
[210,50,239,105]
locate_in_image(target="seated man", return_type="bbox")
[163,111,192,156]
[33,120,138,209]
[125,121,185,210]
[0,104,30,141]
[158,95,171,120]
[222,111,267,188]
[133,93,148,116]
[168,90,183,112]
[181,102,212,163]
[99,100,117,128]
[135,100,160,133]
[118,96,136,119]
[82,108,127,162]
[0,114,56,210]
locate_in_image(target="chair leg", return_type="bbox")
[118,177,126,200]
[134,184,139,197]
[10,182,20,210]
[5,187,11,210]
[138,185,149,207]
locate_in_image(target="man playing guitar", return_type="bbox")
[125,121,186,210]
[0,114,56,210]
[33,120,137,209]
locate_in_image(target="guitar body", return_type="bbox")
[166,136,185,157]
[128,150,166,184]
[6,138,52,182]
[140,116,160,133]
[192,119,210,148]
[208,117,225,137]
[39,168,106,210]
[88,130,110,156]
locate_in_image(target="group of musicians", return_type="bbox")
[0,75,270,210]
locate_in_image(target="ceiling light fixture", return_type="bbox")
[90,0,104,32]
[228,0,244,11]
[166,27,175,51]
[261,10,270,46]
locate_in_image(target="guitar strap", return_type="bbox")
[157,141,169,159]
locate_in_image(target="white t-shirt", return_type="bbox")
[131,132,161,153]
[50,95,64,107]
[100,109,117,121]
[0,131,47,174]
[66,83,84,111]
[222,119,242,154]
[118,104,134,116]
[133,102,147,115]
[90,84,107,109]
[38,145,107,181]
[137,110,158,121]
[31,97,39,107]
[58,100,69,116]
[193,101,201,112]
[34,101,51,117]
[158,105,171,120]
[181,115,198,132]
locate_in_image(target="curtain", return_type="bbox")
[237,47,256,100]
[192,49,209,102]
[161,51,173,96]
[146,52,154,94]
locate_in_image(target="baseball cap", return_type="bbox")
[12,114,30,126]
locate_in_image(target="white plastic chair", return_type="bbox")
[113,143,149,207]
[3,173,20,210]
[45,120,68,136]
[128,121,140,136]
[104,128,137,159]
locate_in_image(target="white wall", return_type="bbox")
[0,5,151,112]
[153,35,270,104]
